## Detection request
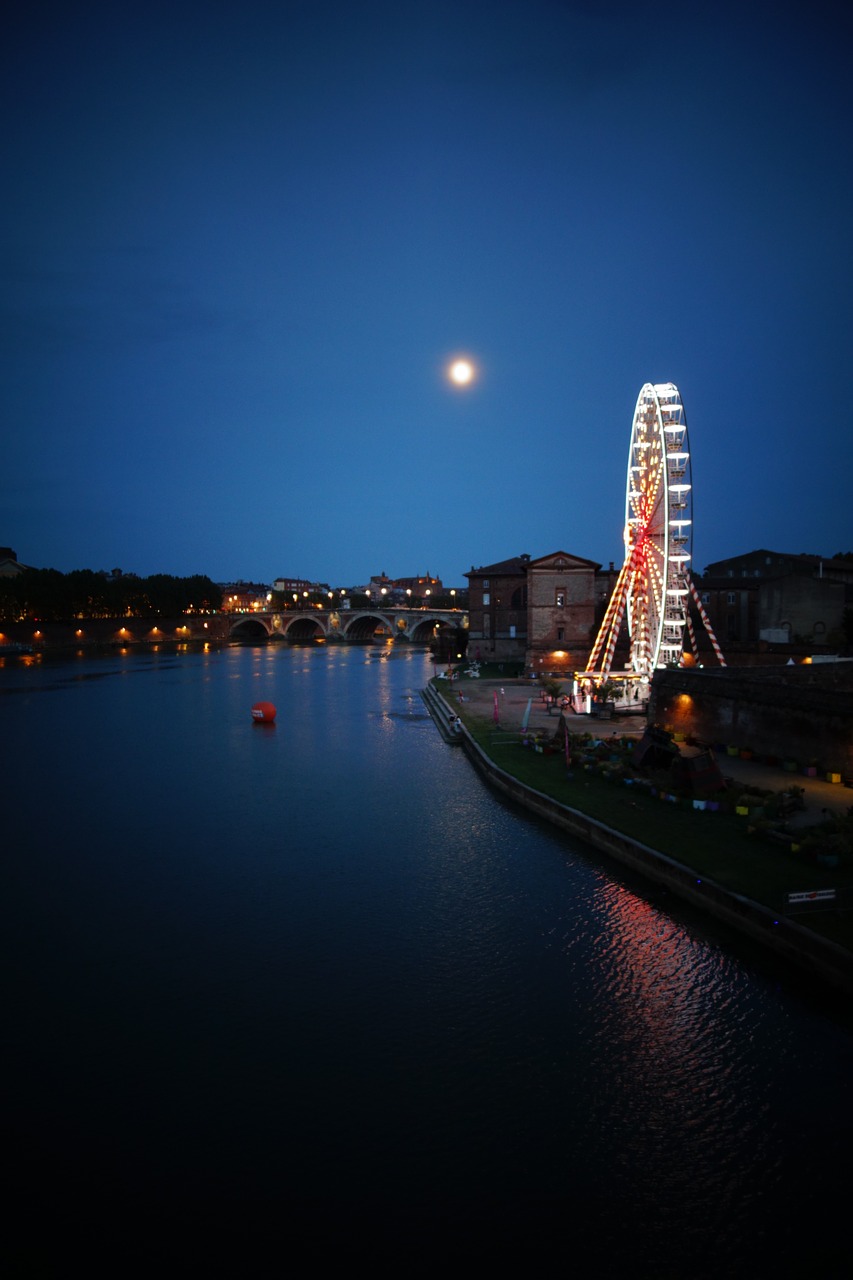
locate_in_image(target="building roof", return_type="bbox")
[704,548,853,571]
[467,550,603,579]
[466,554,532,578]
[0,554,29,578]
[527,550,602,571]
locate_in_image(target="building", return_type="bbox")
[526,551,609,675]
[363,571,444,603]
[389,572,443,601]
[0,547,29,578]
[465,554,530,664]
[466,552,616,673]
[693,550,852,649]
[272,577,313,596]
[704,549,853,586]
[220,582,272,613]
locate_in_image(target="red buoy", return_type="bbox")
[251,701,277,723]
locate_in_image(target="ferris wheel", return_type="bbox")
[583,382,723,683]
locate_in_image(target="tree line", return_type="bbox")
[0,568,222,621]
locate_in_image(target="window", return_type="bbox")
[556,590,566,608]
[701,592,710,604]
[727,592,736,605]
[483,593,490,605]
[509,625,516,638]
[482,579,489,588]
[557,627,564,642]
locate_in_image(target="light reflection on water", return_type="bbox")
[3,643,852,1269]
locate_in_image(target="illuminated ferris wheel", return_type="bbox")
[583,382,724,684]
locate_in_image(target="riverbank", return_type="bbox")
[423,676,853,995]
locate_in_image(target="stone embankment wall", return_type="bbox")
[421,682,464,744]
[0,615,234,649]
[648,664,853,778]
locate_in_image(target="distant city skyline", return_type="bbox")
[6,540,853,598]
[4,1,852,585]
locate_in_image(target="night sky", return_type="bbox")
[3,1,851,587]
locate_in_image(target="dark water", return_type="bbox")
[4,644,852,1270]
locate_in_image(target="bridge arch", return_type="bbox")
[408,613,462,645]
[230,612,331,642]
[277,611,328,641]
[230,617,272,641]
[341,612,395,642]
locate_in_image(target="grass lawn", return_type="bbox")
[447,686,853,953]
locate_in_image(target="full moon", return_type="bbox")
[448,358,475,386]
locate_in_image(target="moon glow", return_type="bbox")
[448,358,475,386]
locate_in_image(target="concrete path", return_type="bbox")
[706,753,851,827]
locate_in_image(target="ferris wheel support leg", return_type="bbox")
[687,577,726,667]
[685,610,699,662]
[585,554,634,676]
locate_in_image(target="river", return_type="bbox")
[4,643,851,1272]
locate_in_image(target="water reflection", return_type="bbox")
[576,880,783,1258]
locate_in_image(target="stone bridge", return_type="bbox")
[228,607,467,645]
[1,607,468,652]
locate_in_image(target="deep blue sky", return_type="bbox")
[3,0,851,586]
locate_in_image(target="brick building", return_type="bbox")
[466,551,617,673]
[465,554,531,664]
[220,582,272,612]
[363,571,445,603]
[526,551,607,675]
